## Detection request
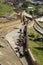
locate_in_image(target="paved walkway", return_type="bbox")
[5,24,30,65]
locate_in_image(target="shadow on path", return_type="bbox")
[24,52,33,65]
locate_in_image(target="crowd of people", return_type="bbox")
[15,15,28,57]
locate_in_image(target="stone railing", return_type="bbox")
[33,20,43,35]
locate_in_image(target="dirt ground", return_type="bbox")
[0,19,22,65]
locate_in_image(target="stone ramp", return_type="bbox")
[5,29,28,65]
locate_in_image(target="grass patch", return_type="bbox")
[22,1,43,16]
[0,3,14,16]
[28,27,43,65]
[30,47,43,65]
